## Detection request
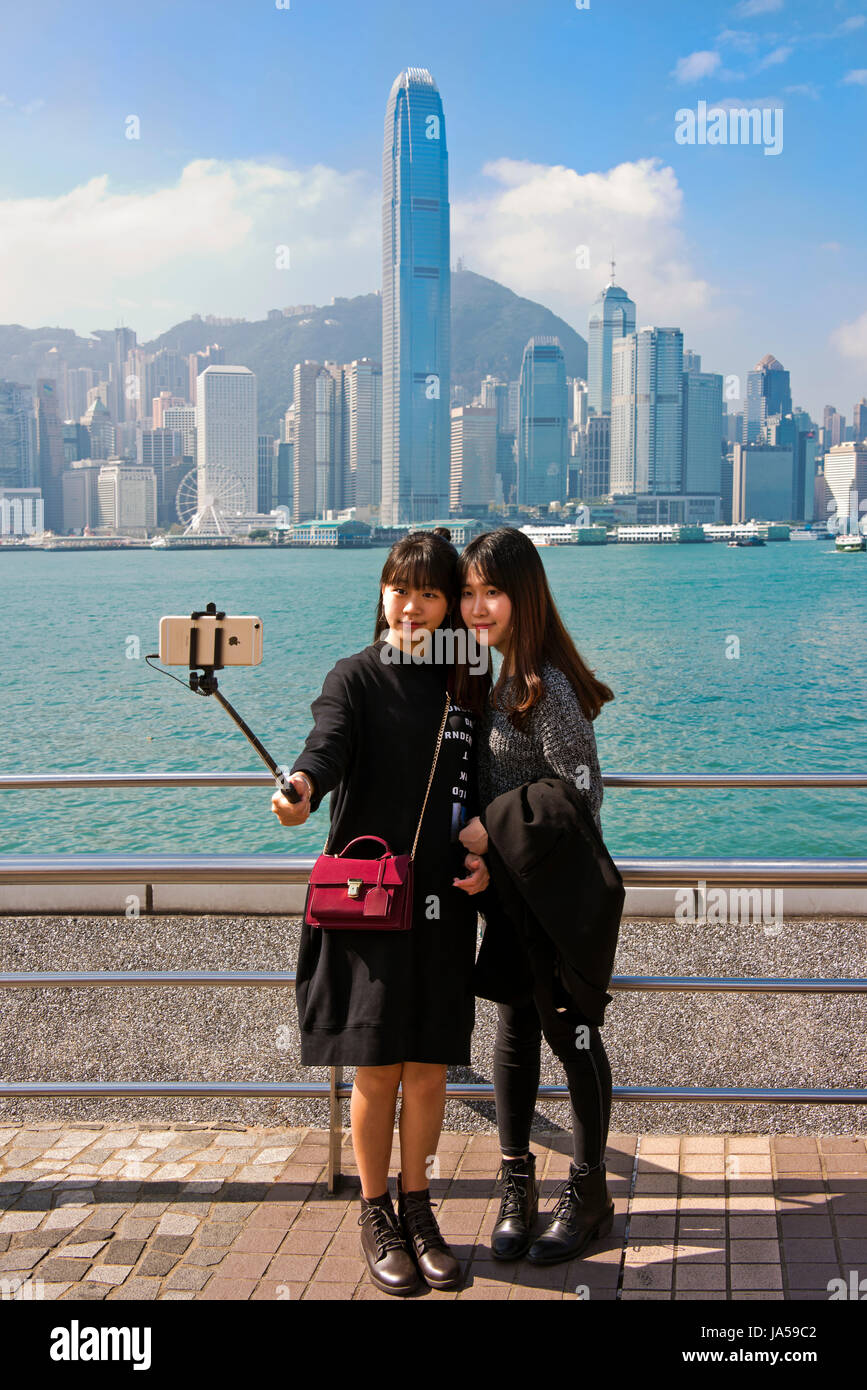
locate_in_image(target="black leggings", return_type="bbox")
[493,981,613,1170]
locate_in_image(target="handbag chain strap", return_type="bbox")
[322,688,452,859]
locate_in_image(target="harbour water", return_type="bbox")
[1,540,865,858]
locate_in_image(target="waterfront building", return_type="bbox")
[96,461,157,535]
[258,434,276,514]
[61,460,102,533]
[587,266,636,416]
[578,414,611,501]
[292,361,347,522]
[138,428,184,508]
[35,378,65,532]
[381,68,451,525]
[0,380,36,489]
[109,327,136,427]
[450,405,497,513]
[744,354,792,445]
[611,328,684,495]
[82,398,115,460]
[517,337,569,507]
[732,443,795,522]
[682,367,724,496]
[823,443,867,534]
[162,407,196,459]
[196,365,257,515]
[348,358,382,521]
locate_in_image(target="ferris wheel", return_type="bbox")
[175,467,248,535]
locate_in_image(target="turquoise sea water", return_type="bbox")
[0,540,865,858]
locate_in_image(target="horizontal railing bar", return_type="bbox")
[0,1082,865,1103]
[0,855,866,885]
[2,772,867,791]
[1,972,865,993]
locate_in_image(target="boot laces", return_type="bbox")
[495,1163,532,1221]
[549,1163,592,1232]
[402,1191,446,1255]
[358,1201,407,1259]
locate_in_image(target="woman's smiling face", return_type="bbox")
[382,580,449,650]
[459,567,513,652]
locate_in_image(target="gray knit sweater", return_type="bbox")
[477,661,604,833]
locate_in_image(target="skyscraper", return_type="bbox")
[743,355,792,444]
[196,366,257,514]
[35,378,65,531]
[517,338,569,507]
[450,406,496,514]
[682,369,724,495]
[381,68,451,525]
[348,359,382,517]
[0,381,35,489]
[587,265,636,416]
[611,328,684,494]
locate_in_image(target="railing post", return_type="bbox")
[328,1065,344,1193]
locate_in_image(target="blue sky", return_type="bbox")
[1,0,866,420]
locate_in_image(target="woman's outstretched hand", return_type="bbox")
[454,852,489,895]
[271,773,312,826]
[458,816,488,856]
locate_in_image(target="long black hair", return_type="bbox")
[454,526,614,724]
[372,529,459,642]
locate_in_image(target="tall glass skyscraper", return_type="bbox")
[381,68,451,526]
[611,328,684,494]
[743,354,792,445]
[587,269,636,416]
[517,338,569,507]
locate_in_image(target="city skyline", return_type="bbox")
[0,1,865,422]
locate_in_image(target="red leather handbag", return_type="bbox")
[304,690,451,931]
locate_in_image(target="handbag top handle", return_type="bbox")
[322,688,452,860]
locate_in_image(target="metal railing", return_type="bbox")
[1,769,866,1190]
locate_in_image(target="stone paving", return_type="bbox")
[0,1123,865,1301]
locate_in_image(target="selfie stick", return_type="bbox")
[183,603,301,804]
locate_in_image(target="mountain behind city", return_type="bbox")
[0,269,588,435]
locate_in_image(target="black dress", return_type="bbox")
[289,639,479,1066]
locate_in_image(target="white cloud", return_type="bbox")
[673,50,722,82]
[756,45,792,68]
[784,82,821,99]
[831,309,867,362]
[0,158,381,337]
[735,0,784,15]
[451,157,718,334]
[838,15,867,32]
[843,68,867,84]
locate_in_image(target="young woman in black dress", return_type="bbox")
[454,526,618,1265]
[271,530,489,1296]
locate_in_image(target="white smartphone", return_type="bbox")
[159,614,263,667]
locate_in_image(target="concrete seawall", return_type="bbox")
[1,913,865,1135]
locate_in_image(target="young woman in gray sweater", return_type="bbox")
[454,526,618,1266]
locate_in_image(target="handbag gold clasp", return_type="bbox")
[346,879,363,899]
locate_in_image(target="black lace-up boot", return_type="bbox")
[397,1173,462,1290]
[358,1191,419,1295]
[491,1152,539,1260]
[527,1160,614,1264]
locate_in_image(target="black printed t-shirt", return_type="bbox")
[288,639,479,1066]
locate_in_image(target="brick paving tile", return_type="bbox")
[183,1247,228,1267]
[674,1291,728,1300]
[163,1265,212,1291]
[730,1239,781,1262]
[211,1252,272,1280]
[622,1263,674,1291]
[781,1237,838,1262]
[107,1277,162,1300]
[458,1282,512,1299]
[836,1215,867,1235]
[231,1227,285,1254]
[62,1283,110,1300]
[819,1138,866,1153]
[84,1266,134,1287]
[779,1213,832,1237]
[40,1256,94,1281]
[251,1280,303,1300]
[152,1235,193,1255]
[674,1263,727,1290]
[97,1239,145,1265]
[730,1264,784,1290]
[305,1256,364,1283]
[267,1253,323,1282]
[278,1229,333,1257]
[786,1264,842,1289]
[839,1239,867,1264]
[198,1278,258,1300]
[139,1252,180,1277]
[198,1223,245,1246]
[301,1281,359,1300]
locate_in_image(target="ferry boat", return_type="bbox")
[728,536,766,547]
[150,534,241,549]
[835,532,866,553]
[789,526,825,541]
